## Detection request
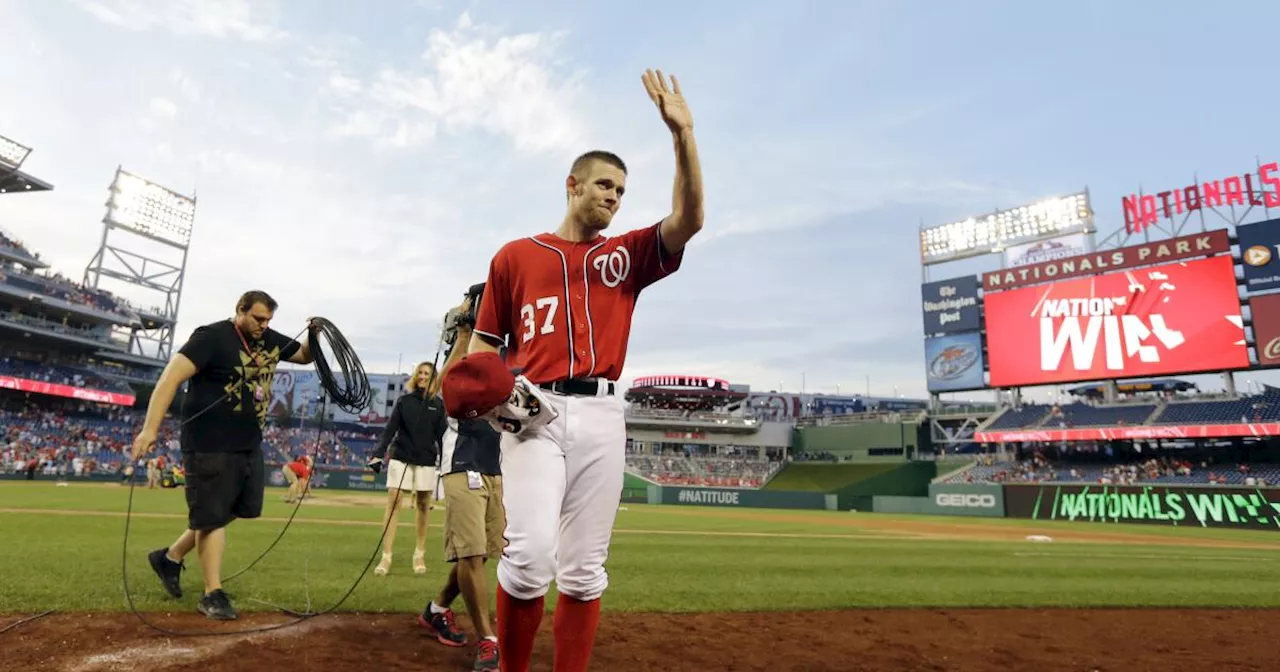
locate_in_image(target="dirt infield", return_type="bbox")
[3,607,1275,672]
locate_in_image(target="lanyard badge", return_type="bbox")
[233,320,268,404]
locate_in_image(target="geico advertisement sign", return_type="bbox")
[935,493,997,508]
[984,255,1248,387]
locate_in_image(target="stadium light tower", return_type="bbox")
[83,166,197,363]
[918,190,1094,267]
[0,134,32,170]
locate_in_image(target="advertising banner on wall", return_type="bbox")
[982,229,1230,292]
[1236,219,1280,293]
[921,275,981,334]
[924,331,985,392]
[0,375,135,407]
[925,483,1005,517]
[1004,484,1280,530]
[269,368,407,425]
[976,422,1280,443]
[1250,292,1280,367]
[1003,233,1090,268]
[983,255,1248,388]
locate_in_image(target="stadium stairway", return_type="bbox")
[1142,400,1168,425]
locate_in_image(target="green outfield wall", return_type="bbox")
[830,460,937,510]
[622,472,652,503]
[869,495,930,514]
[792,421,922,459]
[763,463,900,492]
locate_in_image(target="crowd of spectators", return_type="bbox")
[0,230,38,260]
[0,265,132,317]
[1,393,382,481]
[624,443,785,489]
[944,451,1275,487]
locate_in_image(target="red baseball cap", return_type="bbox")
[441,351,516,419]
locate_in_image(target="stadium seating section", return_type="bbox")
[1153,387,1280,425]
[624,453,785,489]
[983,389,1280,431]
[941,457,1279,487]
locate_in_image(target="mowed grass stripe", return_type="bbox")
[5,501,1280,614]
[4,510,1279,614]
[0,507,906,542]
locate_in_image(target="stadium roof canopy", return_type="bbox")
[0,168,54,194]
[1066,378,1197,398]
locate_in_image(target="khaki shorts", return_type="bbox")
[442,472,505,562]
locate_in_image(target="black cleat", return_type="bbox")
[417,608,468,647]
[147,548,184,599]
[197,589,239,620]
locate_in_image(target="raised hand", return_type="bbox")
[642,69,693,133]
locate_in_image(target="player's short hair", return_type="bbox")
[236,290,278,314]
[570,150,627,178]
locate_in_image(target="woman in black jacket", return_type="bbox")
[371,360,447,576]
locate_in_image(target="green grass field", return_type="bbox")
[2,481,1279,617]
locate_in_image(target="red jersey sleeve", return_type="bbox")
[473,247,514,345]
[618,221,684,291]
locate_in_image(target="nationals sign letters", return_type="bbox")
[984,255,1248,388]
[982,229,1230,292]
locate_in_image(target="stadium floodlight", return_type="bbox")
[0,134,32,169]
[919,191,1093,265]
[104,168,196,247]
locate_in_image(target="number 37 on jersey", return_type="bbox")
[473,222,685,383]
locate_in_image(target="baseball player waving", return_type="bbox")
[443,68,703,672]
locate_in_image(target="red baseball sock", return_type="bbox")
[552,595,601,672]
[496,585,543,672]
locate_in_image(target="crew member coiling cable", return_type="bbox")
[121,291,406,638]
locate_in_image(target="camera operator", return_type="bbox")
[417,282,505,672]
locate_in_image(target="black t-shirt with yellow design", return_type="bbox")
[178,320,301,453]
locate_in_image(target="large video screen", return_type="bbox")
[984,255,1248,387]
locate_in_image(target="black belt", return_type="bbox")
[539,378,615,396]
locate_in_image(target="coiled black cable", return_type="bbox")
[309,317,372,415]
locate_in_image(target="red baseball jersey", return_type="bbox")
[474,221,683,384]
[287,459,311,480]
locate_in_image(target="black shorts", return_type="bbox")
[182,449,265,531]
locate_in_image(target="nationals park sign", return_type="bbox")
[1122,160,1280,235]
[982,229,1230,292]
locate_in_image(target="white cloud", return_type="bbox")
[149,97,178,119]
[329,13,588,154]
[72,0,287,41]
[170,68,201,102]
[328,72,361,97]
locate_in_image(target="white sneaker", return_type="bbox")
[374,552,392,576]
[413,549,427,575]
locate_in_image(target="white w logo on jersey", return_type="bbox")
[593,246,632,288]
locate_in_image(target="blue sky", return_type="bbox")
[3,0,1280,402]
